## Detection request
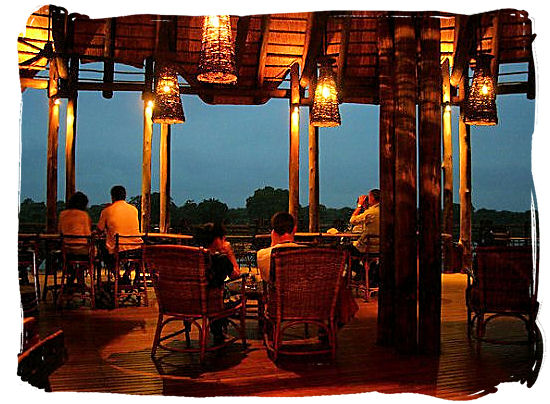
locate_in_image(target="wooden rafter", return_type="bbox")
[450,15,474,88]
[300,14,314,73]
[299,12,329,88]
[234,16,251,76]
[337,17,351,94]
[102,18,116,99]
[256,15,271,88]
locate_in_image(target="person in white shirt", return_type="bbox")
[96,185,142,283]
[256,211,303,282]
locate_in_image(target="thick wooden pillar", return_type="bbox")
[308,107,319,232]
[393,17,418,354]
[441,59,454,272]
[141,98,153,233]
[377,14,396,347]
[289,62,300,221]
[459,76,472,271]
[46,65,60,233]
[418,16,442,355]
[159,124,171,233]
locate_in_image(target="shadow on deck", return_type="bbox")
[33,274,542,398]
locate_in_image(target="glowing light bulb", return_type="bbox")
[209,16,220,28]
[445,105,452,113]
[163,85,171,93]
[54,99,61,105]
[322,85,331,99]
[147,100,154,109]
[481,85,489,95]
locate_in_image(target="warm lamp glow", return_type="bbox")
[152,63,185,124]
[444,105,452,113]
[311,58,341,127]
[147,100,154,109]
[197,15,237,84]
[465,54,498,126]
[54,99,61,105]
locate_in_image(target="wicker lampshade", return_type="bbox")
[465,54,498,126]
[197,15,237,84]
[311,59,341,127]
[152,63,185,124]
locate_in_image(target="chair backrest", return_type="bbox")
[473,246,537,313]
[60,234,94,259]
[268,247,347,320]
[144,244,224,316]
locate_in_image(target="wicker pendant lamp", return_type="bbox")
[197,15,237,84]
[465,53,498,126]
[152,63,185,124]
[311,58,341,127]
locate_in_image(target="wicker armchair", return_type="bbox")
[263,247,347,361]
[144,245,247,362]
[466,246,539,343]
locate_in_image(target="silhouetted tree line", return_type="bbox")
[18,189,534,237]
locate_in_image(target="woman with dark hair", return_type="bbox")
[194,222,241,343]
[58,191,92,256]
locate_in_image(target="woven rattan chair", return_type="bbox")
[466,246,539,343]
[112,234,147,308]
[144,245,247,362]
[263,247,347,361]
[57,234,96,309]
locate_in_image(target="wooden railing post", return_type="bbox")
[442,59,454,272]
[46,64,60,233]
[459,75,472,271]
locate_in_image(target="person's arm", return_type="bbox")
[350,195,368,225]
[221,241,240,278]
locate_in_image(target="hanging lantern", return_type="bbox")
[311,58,341,127]
[152,63,185,124]
[465,54,498,126]
[197,15,237,84]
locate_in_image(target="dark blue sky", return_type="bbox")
[20,76,535,211]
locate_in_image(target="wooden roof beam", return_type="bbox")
[234,16,251,76]
[450,15,474,88]
[337,17,351,93]
[102,18,116,99]
[299,12,329,89]
[256,15,271,88]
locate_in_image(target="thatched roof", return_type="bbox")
[18,7,534,105]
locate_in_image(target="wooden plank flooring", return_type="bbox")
[31,274,542,398]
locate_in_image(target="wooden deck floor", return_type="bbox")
[32,273,542,399]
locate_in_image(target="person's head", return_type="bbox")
[368,188,381,206]
[271,211,296,237]
[110,185,126,202]
[67,191,89,211]
[195,222,226,249]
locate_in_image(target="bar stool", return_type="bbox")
[348,251,379,302]
[112,234,147,308]
[57,235,96,309]
[41,236,63,303]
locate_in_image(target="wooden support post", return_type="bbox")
[459,76,472,271]
[64,95,77,202]
[64,57,79,202]
[441,59,454,272]
[141,98,153,233]
[289,63,300,221]
[102,18,116,99]
[141,58,154,234]
[377,14,396,347]
[159,124,171,233]
[393,17,418,354]
[308,102,319,232]
[418,16,442,355]
[46,86,60,232]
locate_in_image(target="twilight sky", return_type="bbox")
[19,77,535,211]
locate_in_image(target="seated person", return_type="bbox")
[348,189,380,285]
[58,191,92,256]
[194,222,241,343]
[96,185,142,283]
[194,222,240,287]
[257,212,358,328]
[256,211,303,282]
[58,191,92,285]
